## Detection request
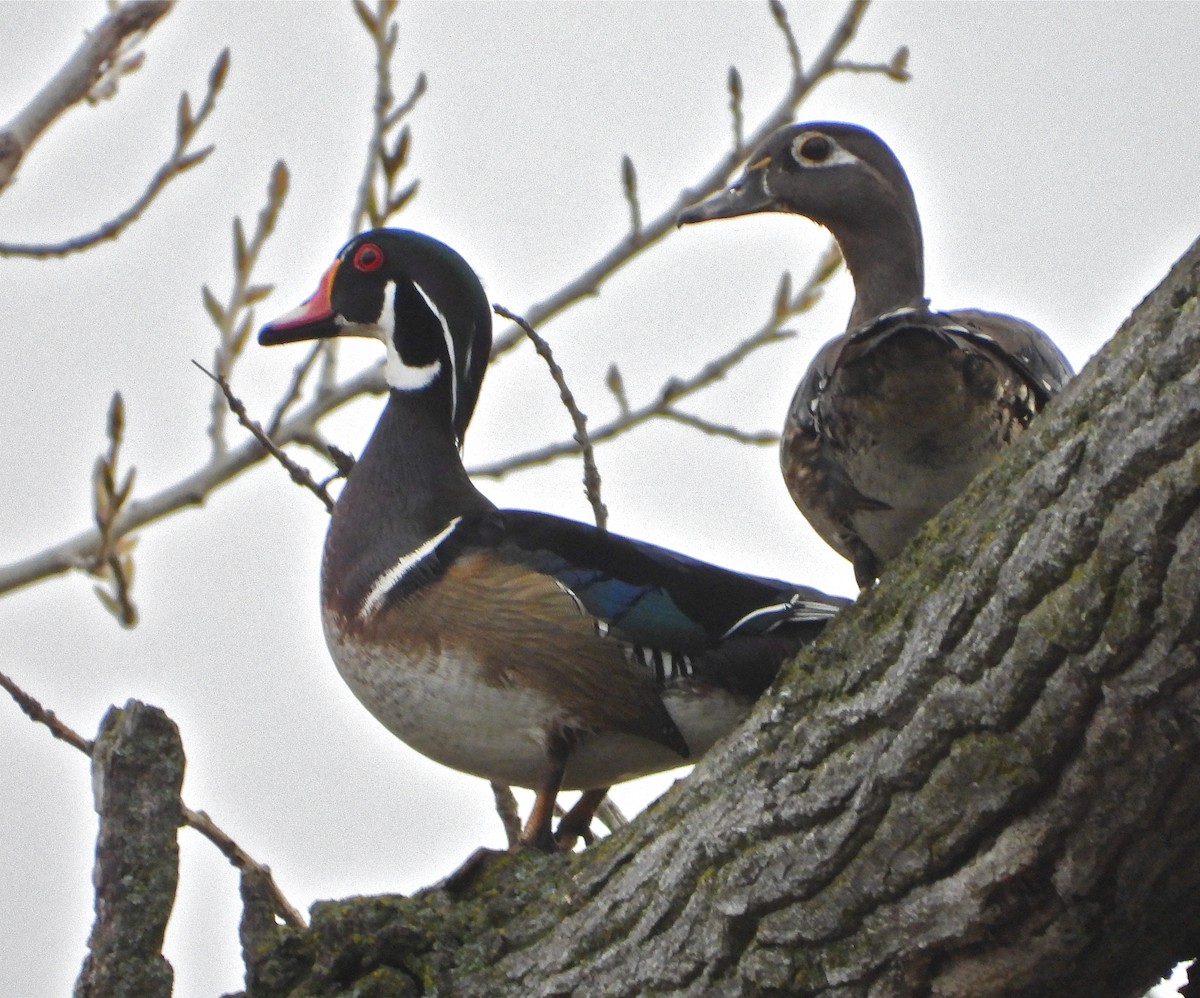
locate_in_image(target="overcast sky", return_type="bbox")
[2,3,1197,995]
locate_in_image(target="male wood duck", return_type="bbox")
[259,229,848,852]
[679,122,1074,589]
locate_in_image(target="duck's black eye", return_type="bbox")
[795,135,833,163]
[352,243,384,272]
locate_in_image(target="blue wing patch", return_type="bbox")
[521,554,712,650]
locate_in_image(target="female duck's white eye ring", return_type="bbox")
[792,133,833,164]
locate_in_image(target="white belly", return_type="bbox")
[324,614,750,790]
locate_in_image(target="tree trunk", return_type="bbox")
[75,701,183,998]
[237,235,1200,998]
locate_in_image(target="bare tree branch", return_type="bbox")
[658,409,778,445]
[469,241,840,479]
[0,3,861,612]
[321,1,425,396]
[0,362,381,598]
[1,668,305,930]
[202,161,290,456]
[769,0,803,77]
[265,343,325,438]
[832,46,912,81]
[490,783,522,848]
[0,47,229,258]
[181,806,305,929]
[348,0,423,236]
[89,393,139,627]
[621,155,641,238]
[487,0,878,360]
[195,362,337,514]
[0,667,95,754]
[494,303,608,531]
[728,66,745,151]
[0,1,172,194]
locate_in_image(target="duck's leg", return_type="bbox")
[517,731,571,852]
[554,788,610,850]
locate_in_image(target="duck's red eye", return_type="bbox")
[352,243,384,272]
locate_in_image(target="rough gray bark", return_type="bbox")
[235,235,1200,998]
[75,700,183,998]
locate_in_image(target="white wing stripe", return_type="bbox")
[359,517,462,619]
[720,595,839,639]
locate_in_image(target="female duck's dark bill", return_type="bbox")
[258,258,341,345]
[677,160,775,225]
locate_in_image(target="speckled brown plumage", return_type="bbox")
[681,122,1073,588]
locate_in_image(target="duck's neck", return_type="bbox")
[322,389,492,612]
[837,210,926,330]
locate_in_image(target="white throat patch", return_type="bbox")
[380,281,442,392]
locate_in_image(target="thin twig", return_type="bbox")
[0,667,305,928]
[659,409,778,445]
[90,392,139,627]
[384,72,428,130]
[728,66,744,151]
[488,0,876,360]
[605,364,630,417]
[471,238,841,479]
[181,807,305,928]
[0,4,873,597]
[490,783,522,847]
[494,304,607,530]
[769,0,803,77]
[348,0,423,236]
[621,155,641,238]
[832,46,911,81]
[0,361,383,598]
[0,1,172,194]
[203,160,290,456]
[194,362,337,513]
[470,322,793,479]
[595,796,628,835]
[0,668,95,754]
[0,47,229,257]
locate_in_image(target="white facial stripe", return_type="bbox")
[380,280,442,391]
[359,516,463,619]
[377,280,396,340]
[412,281,458,426]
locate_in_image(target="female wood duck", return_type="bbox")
[679,122,1074,589]
[259,229,848,852]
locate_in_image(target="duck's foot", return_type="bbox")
[553,788,609,851]
[516,821,559,854]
